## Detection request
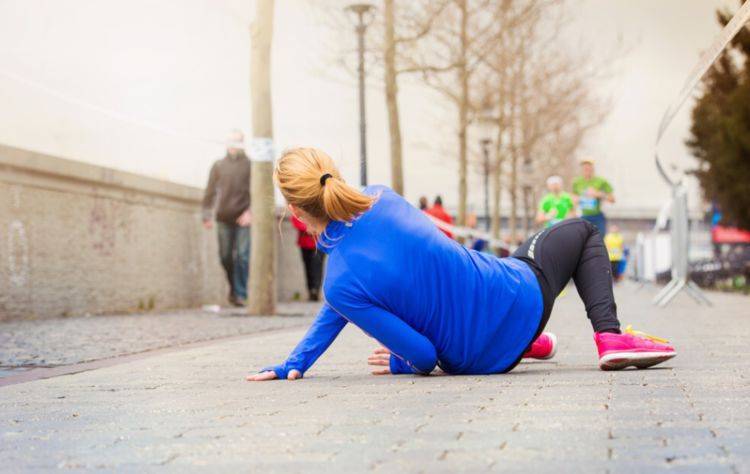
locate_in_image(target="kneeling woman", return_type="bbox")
[247,148,675,381]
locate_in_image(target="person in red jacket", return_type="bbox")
[292,214,325,301]
[424,195,454,239]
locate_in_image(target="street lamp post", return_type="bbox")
[477,101,495,233]
[346,3,374,187]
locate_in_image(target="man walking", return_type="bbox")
[572,159,614,235]
[202,130,252,307]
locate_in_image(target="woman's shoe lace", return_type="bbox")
[624,324,670,344]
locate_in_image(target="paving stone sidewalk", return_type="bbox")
[0,302,317,377]
[1,283,749,473]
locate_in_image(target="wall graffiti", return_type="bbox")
[11,185,22,208]
[8,220,29,287]
[88,197,116,256]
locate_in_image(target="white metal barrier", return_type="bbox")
[651,184,712,307]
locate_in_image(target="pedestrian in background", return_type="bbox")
[604,224,625,282]
[202,130,252,307]
[572,159,614,235]
[425,195,454,238]
[418,196,428,210]
[536,175,574,228]
[292,214,324,301]
[466,211,488,253]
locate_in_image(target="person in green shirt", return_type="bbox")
[571,160,615,235]
[536,175,575,228]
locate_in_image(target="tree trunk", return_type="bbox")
[491,51,508,241]
[384,0,404,195]
[522,185,531,236]
[491,146,504,240]
[457,0,469,227]
[518,36,531,241]
[247,0,276,316]
[509,155,518,243]
[509,33,527,244]
[508,86,518,243]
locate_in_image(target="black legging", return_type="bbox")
[513,218,621,338]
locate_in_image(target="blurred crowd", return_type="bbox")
[416,159,627,282]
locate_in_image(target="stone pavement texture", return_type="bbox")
[1,283,748,473]
[0,302,317,376]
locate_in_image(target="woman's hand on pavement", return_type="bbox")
[368,347,392,375]
[246,369,302,381]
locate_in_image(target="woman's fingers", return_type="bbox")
[245,370,302,381]
[246,371,278,382]
[367,347,391,372]
[368,347,391,366]
[367,354,390,366]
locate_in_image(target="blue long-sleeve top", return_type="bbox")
[264,186,543,378]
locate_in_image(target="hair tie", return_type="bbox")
[320,173,333,186]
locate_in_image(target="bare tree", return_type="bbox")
[311,0,449,196]
[400,0,507,226]
[383,0,451,195]
[473,1,538,242]
[473,0,610,241]
[315,0,611,237]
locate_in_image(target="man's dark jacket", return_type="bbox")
[202,151,251,224]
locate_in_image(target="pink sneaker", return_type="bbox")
[523,332,557,360]
[594,326,676,370]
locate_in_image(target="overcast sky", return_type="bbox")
[0,0,740,215]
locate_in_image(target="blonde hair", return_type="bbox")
[274,147,374,222]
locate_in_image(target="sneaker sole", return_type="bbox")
[539,332,558,360]
[599,351,676,371]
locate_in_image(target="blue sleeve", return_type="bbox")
[327,285,437,375]
[389,355,419,375]
[262,304,347,379]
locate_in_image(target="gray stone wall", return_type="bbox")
[0,144,308,321]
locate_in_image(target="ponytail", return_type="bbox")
[321,175,374,222]
[274,147,374,222]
